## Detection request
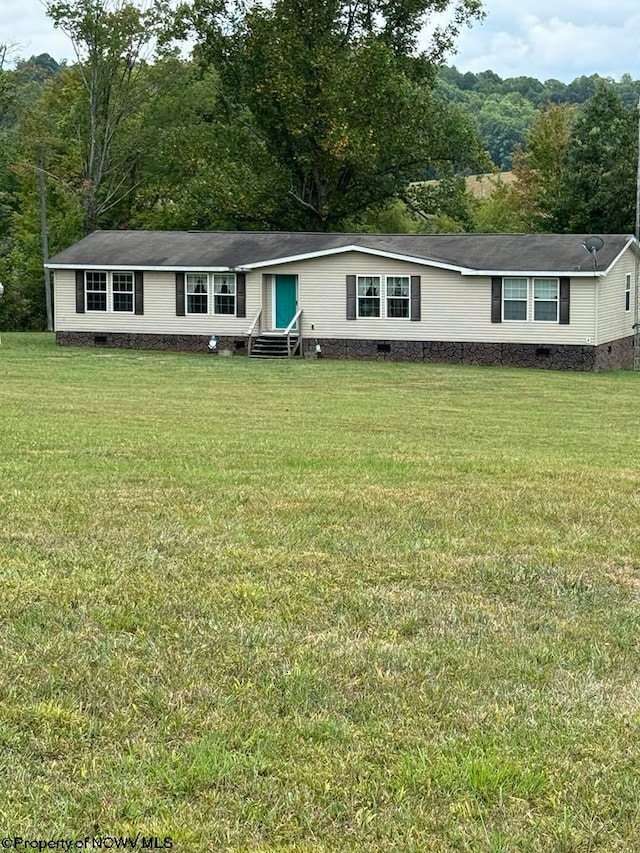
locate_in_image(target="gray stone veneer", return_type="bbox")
[56,330,248,355]
[593,335,634,371]
[306,336,636,371]
[56,331,635,371]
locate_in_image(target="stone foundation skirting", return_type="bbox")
[593,335,634,371]
[56,330,248,355]
[56,331,636,371]
[305,337,635,371]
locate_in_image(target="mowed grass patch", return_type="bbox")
[1,333,640,850]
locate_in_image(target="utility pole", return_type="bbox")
[37,155,54,332]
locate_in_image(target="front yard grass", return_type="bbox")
[1,333,640,850]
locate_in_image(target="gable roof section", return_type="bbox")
[47,230,636,275]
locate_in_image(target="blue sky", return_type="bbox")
[2,0,640,83]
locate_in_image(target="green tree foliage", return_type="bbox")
[404,175,477,232]
[179,0,487,230]
[476,93,537,169]
[559,83,638,233]
[472,180,526,233]
[46,0,164,233]
[435,66,640,170]
[510,103,578,231]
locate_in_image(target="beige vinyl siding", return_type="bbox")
[596,247,636,345]
[263,253,595,344]
[261,274,273,330]
[54,270,258,335]
[54,252,600,344]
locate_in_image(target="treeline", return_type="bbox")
[437,66,640,169]
[0,0,639,331]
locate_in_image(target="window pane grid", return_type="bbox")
[503,279,527,299]
[534,280,558,300]
[213,274,236,315]
[387,298,409,318]
[357,276,381,318]
[112,273,133,292]
[386,277,409,298]
[113,293,133,312]
[213,274,236,294]
[86,272,107,311]
[86,272,107,291]
[385,276,409,319]
[357,277,380,297]
[186,273,209,314]
[503,278,527,321]
[534,278,558,322]
[112,272,133,312]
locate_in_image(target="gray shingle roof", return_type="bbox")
[47,230,635,273]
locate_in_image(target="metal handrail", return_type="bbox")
[247,308,262,356]
[286,308,303,358]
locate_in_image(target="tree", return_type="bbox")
[559,83,638,233]
[510,103,577,231]
[178,0,486,230]
[46,0,164,233]
[476,92,537,169]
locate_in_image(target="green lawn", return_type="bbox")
[2,333,640,851]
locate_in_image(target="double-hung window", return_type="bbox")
[503,278,527,321]
[213,274,236,315]
[112,272,134,312]
[186,273,209,314]
[85,271,134,313]
[86,272,107,312]
[357,276,381,318]
[386,276,410,318]
[503,277,560,322]
[533,278,559,322]
[186,272,237,315]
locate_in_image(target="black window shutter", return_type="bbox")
[491,276,502,323]
[346,275,356,320]
[176,272,185,316]
[236,272,246,318]
[410,275,421,321]
[134,271,144,315]
[75,270,85,313]
[559,277,570,324]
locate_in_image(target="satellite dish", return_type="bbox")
[583,236,604,254]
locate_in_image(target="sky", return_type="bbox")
[1,0,640,84]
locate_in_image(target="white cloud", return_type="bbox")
[446,1,640,81]
[0,0,74,64]
[2,0,640,83]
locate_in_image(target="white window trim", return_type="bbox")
[85,271,134,314]
[213,273,237,317]
[185,272,237,316]
[356,275,382,319]
[625,273,631,312]
[385,275,411,320]
[502,277,561,324]
[533,278,559,323]
[186,272,210,315]
[354,274,413,319]
[502,277,528,323]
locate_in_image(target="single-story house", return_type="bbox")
[47,230,639,370]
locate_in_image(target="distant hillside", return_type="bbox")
[436,66,640,170]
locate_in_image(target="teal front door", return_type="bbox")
[275,275,297,329]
